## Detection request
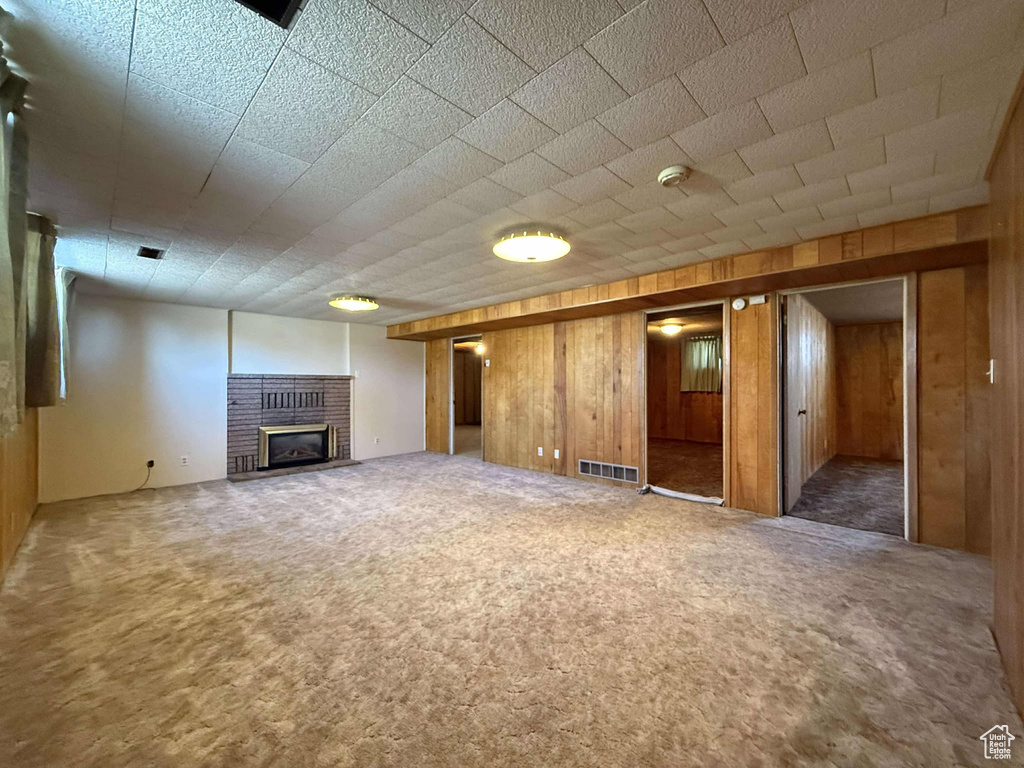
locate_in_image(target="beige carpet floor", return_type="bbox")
[0,452,1019,767]
[453,424,482,459]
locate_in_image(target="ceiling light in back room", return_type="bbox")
[660,324,684,336]
[492,231,570,263]
[329,296,379,312]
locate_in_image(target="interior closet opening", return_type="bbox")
[781,279,908,537]
[451,336,483,459]
[645,304,726,503]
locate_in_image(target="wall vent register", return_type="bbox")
[578,460,639,483]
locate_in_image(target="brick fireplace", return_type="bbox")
[227,374,352,475]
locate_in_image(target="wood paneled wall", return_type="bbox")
[784,295,836,511]
[453,350,481,425]
[481,313,644,484]
[988,81,1024,716]
[0,409,38,584]
[917,264,990,554]
[729,296,779,517]
[647,334,723,444]
[835,322,903,461]
[425,339,449,453]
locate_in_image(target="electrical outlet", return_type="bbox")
[554,449,560,460]
[146,459,155,468]
[180,455,189,466]
[374,437,380,444]
[537,446,543,457]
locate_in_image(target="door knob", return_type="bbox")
[797,409,807,416]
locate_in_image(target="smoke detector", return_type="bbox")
[657,165,692,188]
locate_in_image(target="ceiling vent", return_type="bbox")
[232,0,302,28]
[137,247,164,260]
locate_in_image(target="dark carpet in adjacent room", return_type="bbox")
[788,455,904,536]
[646,438,722,497]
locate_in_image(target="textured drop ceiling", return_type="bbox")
[8,0,1023,325]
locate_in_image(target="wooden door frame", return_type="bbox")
[641,299,730,501]
[776,275,918,541]
[449,335,484,457]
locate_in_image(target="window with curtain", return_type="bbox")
[680,334,722,393]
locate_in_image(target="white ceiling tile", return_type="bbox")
[681,17,806,115]
[612,181,685,212]
[796,214,860,240]
[234,48,376,162]
[725,166,803,203]
[468,0,622,71]
[605,137,693,186]
[123,73,239,151]
[826,80,940,148]
[701,0,807,43]
[940,54,1016,117]
[488,153,570,195]
[553,167,632,204]
[891,170,980,204]
[664,214,726,238]
[789,0,945,73]
[715,197,781,226]
[534,120,630,174]
[873,1,1024,96]
[857,199,930,228]
[130,3,286,114]
[738,121,834,174]
[512,48,627,133]
[773,177,849,212]
[445,178,523,214]
[671,101,772,162]
[686,152,753,195]
[457,100,556,162]
[795,137,886,184]
[287,0,428,95]
[928,182,989,213]
[847,155,935,194]
[407,17,535,115]
[363,77,473,150]
[584,0,724,94]
[596,76,706,150]
[664,189,736,219]
[411,137,503,186]
[757,52,875,133]
[369,0,474,42]
[663,234,714,252]
[756,206,822,231]
[744,228,801,250]
[885,108,995,161]
[699,241,749,259]
[817,187,891,218]
[617,207,683,233]
[566,198,633,227]
[510,189,579,219]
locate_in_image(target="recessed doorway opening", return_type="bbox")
[781,278,911,538]
[450,336,483,459]
[645,303,727,504]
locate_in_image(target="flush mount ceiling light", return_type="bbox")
[660,324,684,336]
[329,296,378,312]
[493,230,570,263]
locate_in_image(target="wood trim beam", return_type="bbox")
[388,208,989,341]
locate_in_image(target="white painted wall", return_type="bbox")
[37,297,426,502]
[39,295,228,502]
[230,311,350,375]
[349,324,425,460]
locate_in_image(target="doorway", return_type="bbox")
[451,336,483,459]
[645,303,726,503]
[781,279,909,537]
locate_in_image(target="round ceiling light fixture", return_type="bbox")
[329,295,379,312]
[493,230,570,263]
[660,323,684,336]
[657,165,692,188]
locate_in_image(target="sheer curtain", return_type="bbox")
[25,214,61,406]
[680,334,722,393]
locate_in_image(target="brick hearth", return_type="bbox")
[227,374,352,475]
